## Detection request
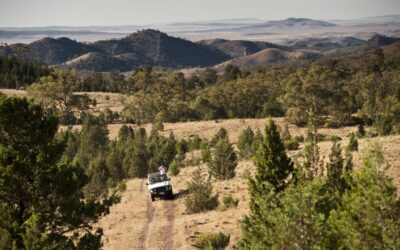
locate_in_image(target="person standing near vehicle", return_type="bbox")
[159,165,166,175]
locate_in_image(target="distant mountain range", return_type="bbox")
[0,28,399,72]
[1,16,399,44]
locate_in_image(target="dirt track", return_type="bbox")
[96,178,179,250]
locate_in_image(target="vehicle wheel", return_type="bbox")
[151,194,155,202]
[168,190,174,200]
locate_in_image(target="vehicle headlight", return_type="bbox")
[166,185,172,190]
[150,189,155,193]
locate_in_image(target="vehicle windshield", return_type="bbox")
[149,174,168,184]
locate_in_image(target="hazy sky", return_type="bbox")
[0,0,399,27]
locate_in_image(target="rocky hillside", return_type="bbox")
[0,37,96,65]
[0,30,230,71]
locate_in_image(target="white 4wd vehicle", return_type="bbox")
[146,173,173,201]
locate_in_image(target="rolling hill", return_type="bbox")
[216,47,322,68]
[1,29,399,72]
[0,37,96,65]
[249,17,336,29]
[198,38,288,58]
[284,37,366,51]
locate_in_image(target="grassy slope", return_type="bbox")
[2,89,399,249]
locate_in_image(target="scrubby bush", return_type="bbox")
[283,139,300,151]
[347,133,358,152]
[185,169,218,214]
[201,142,212,163]
[357,123,366,137]
[195,232,230,250]
[281,124,291,141]
[176,139,189,155]
[155,120,164,131]
[223,195,239,208]
[324,119,341,128]
[169,154,184,176]
[329,135,342,141]
[188,134,203,151]
[293,134,304,143]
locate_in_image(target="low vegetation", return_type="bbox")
[207,137,238,180]
[194,232,230,250]
[240,117,400,249]
[1,35,400,250]
[0,95,117,249]
[222,195,239,209]
[185,169,219,214]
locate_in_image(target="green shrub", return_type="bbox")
[347,133,358,152]
[169,158,181,176]
[116,181,127,192]
[357,123,366,137]
[324,119,341,128]
[283,140,300,151]
[374,115,393,135]
[329,135,342,141]
[185,169,218,214]
[281,124,291,141]
[223,195,239,208]
[261,101,284,117]
[155,120,164,131]
[238,126,255,159]
[188,134,203,151]
[293,135,304,143]
[195,232,230,250]
[201,142,211,163]
[176,139,189,155]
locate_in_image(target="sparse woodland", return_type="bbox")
[1,39,400,249]
[6,42,398,138]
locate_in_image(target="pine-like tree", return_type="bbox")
[240,119,295,249]
[250,119,295,194]
[301,109,324,180]
[207,138,238,180]
[326,140,349,193]
[251,128,263,153]
[0,97,116,249]
[185,169,218,213]
[238,126,254,159]
[281,123,291,141]
[210,127,228,145]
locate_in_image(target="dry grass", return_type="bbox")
[2,89,399,249]
[0,89,126,113]
[94,118,400,250]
